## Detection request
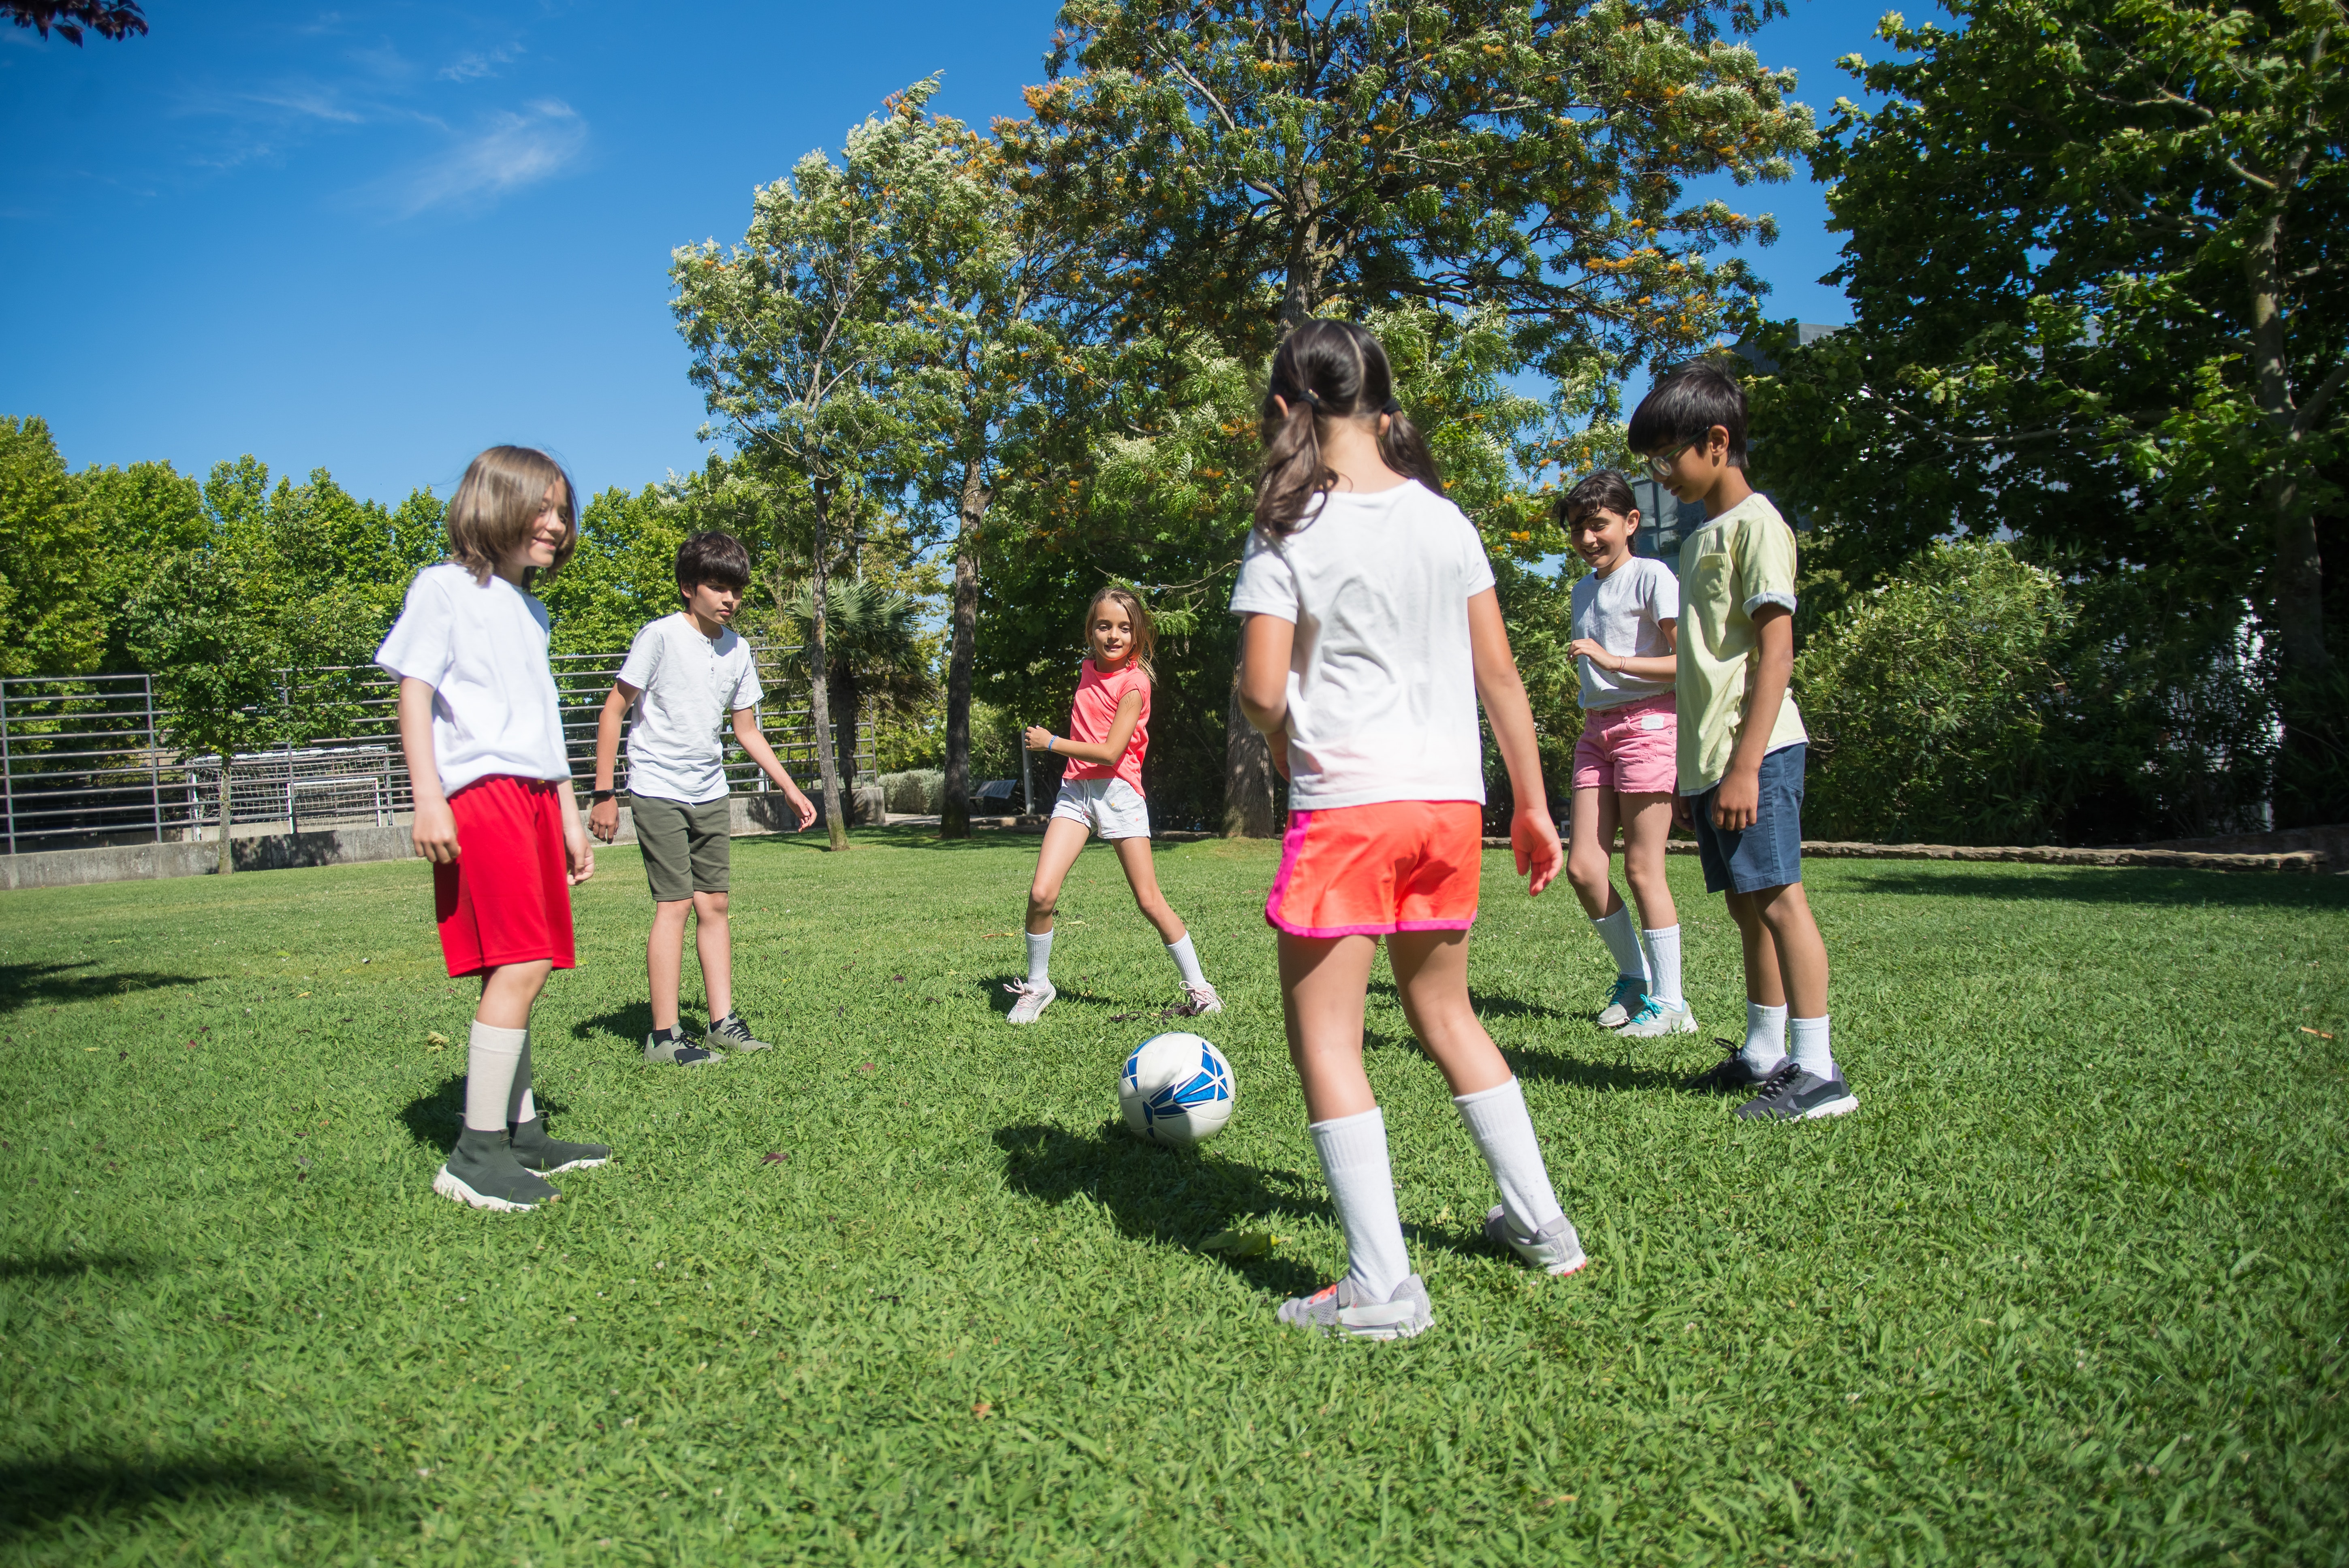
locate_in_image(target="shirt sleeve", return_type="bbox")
[374,571,454,690]
[1740,515,1800,617]
[1459,511,1497,597]
[1228,533,1300,622]
[616,621,662,691]
[1646,559,1681,624]
[731,650,765,714]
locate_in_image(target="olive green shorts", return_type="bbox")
[632,794,732,903]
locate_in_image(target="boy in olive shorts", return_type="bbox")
[589,533,816,1065]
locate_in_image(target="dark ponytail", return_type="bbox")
[1252,320,1443,539]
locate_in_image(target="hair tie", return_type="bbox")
[1382,397,1403,415]
[1270,378,1324,412]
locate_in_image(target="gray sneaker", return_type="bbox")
[1003,979,1056,1025]
[1484,1205,1588,1277]
[432,1127,558,1212]
[1616,996,1698,1038]
[705,1012,771,1052]
[1735,1068,1859,1121]
[1595,974,1647,1029]
[643,1031,719,1067]
[1276,1274,1433,1341]
[509,1116,611,1174]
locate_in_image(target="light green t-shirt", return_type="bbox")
[1674,491,1809,795]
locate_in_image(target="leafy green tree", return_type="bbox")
[77,457,207,671]
[538,484,693,656]
[776,579,936,817]
[0,416,105,677]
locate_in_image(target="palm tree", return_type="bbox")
[776,580,935,819]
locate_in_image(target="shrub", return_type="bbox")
[880,768,944,815]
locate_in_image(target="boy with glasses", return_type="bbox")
[1629,363,1857,1121]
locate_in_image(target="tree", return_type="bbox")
[0,416,105,677]
[6,2,145,45]
[1012,0,1817,829]
[1749,0,2348,819]
[777,579,936,816]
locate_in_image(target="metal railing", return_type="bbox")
[0,646,879,856]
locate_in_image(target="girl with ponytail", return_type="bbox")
[1230,320,1582,1339]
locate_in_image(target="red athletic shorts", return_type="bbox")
[1264,800,1483,938]
[433,774,577,977]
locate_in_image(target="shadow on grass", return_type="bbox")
[1502,1043,1685,1094]
[1839,867,2349,909]
[0,961,206,1015]
[993,1122,1325,1295]
[572,1002,658,1048]
[0,1252,149,1283]
[0,1455,356,1538]
[396,1074,572,1153]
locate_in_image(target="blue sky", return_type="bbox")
[2,2,1921,509]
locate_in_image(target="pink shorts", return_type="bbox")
[1265,800,1483,938]
[1571,693,1678,796]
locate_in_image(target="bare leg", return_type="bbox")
[477,959,553,1030]
[1617,793,1679,931]
[1724,889,1787,1008]
[1278,932,1379,1122]
[1564,785,1623,919]
[693,889,732,1019]
[1024,817,1092,935]
[646,900,692,1032]
[1751,882,1829,1018]
[1387,929,1512,1098]
[1112,836,1188,944]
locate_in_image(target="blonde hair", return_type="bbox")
[1085,585,1156,684]
[446,446,579,587]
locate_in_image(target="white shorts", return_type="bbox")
[1051,777,1152,840]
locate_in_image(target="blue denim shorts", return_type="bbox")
[1686,743,1807,894]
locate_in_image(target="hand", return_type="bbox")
[588,795,619,843]
[1512,806,1563,896]
[411,798,460,864]
[564,819,595,885]
[1672,794,1694,830]
[1023,725,1055,753]
[1711,765,1760,832]
[785,785,817,830]
[1268,731,1292,781]
[1567,637,1617,672]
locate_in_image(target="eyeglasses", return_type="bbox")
[1641,437,1702,480]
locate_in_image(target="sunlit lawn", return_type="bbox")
[2,828,2345,1565]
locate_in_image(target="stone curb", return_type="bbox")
[1476,836,2328,873]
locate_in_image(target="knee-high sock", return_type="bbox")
[1308,1107,1410,1302]
[463,1021,527,1134]
[1165,933,1206,987]
[1025,930,1053,986]
[1452,1077,1565,1237]
[506,1034,536,1126]
[1642,924,1684,1008]
[1591,906,1649,983]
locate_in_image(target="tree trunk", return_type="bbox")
[832,666,860,821]
[1223,676,1275,838]
[216,758,234,875]
[806,487,849,851]
[941,461,989,841]
[2267,466,2329,679]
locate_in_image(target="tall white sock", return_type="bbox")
[1165,933,1206,987]
[1452,1078,1565,1237]
[1308,1107,1411,1302]
[1025,930,1053,986]
[463,1021,527,1133]
[1591,906,1649,983]
[506,1035,536,1125]
[1643,924,1684,1008]
[1742,1001,1789,1073]
[1791,1014,1835,1080]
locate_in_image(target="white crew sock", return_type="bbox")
[1791,1014,1835,1080]
[1025,930,1053,986]
[1452,1078,1565,1238]
[1742,1001,1789,1074]
[1308,1107,1411,1303]
[463,1021,527,1133]
[1591,905,1649,983]
[1165,933,1207,988]
[506,1035,536,1126]
[1643,925,1684,1008]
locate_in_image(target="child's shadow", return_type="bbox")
[1501,1043,1685,1094]
[397,1073,573,1154]
[572,1003,659,1048]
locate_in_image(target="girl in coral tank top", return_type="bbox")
[1002,587,1221,1025]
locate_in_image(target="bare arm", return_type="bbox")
[587,679,636,843]
[1708,606,1794,832]
[555,778,594,884]
[397,677,460,864]
[1236,613,1295,778]
[1568,618,1678,681]
[1468,589,1562,896]
[733,707,817,830]
[1025,689,1144,768]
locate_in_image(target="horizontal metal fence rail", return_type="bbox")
[0,644,878,856]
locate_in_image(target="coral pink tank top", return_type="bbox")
[1064,658,1149,793]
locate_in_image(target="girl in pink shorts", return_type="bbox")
[1559,471,1691,1038]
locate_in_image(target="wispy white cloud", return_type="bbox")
[374,98,587,216]
[439,43,523,83]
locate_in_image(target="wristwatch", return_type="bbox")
[590,789,617,803]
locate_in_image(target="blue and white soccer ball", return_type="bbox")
[1118,1031,1235,1147]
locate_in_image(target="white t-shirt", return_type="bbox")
[375,563,570,796]
[615,612,765,805]
[1228,479,1495,811]
[1570,556,1680,709]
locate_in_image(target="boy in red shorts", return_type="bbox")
[378,445,613,1212]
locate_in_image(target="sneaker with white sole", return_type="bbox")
[643,1031,719,1067]
[432,1127,557,1212]
[1004,979,1056,1024]
[1181,981,1223,1016]
[1734,1068,1859,1121]
[1595,974,1648,1028]
[705,1012,771,1052]
[508,1116,611,1175]
[1616,996,1697,1038]
[1276,1274,1433,1341]
[1484,1206,1589,1276]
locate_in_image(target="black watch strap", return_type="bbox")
[590,789,617,803]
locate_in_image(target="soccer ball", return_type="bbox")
[1118,1031,1235,1147]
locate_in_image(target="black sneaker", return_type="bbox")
[1734,1068,1859,1121]
[643,1030,718,1067]
[705,1012,772,1052]
[1682,1039,1780,1095]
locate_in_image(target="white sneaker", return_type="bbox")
[1484,1206,1588,1276]
[1003,979,1056,1024]
[1276,1274,1433,1340]
[1616,996,1697,1038]
[1181,980,1223,1016]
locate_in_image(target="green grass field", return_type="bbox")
[2,829,2345,1566]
